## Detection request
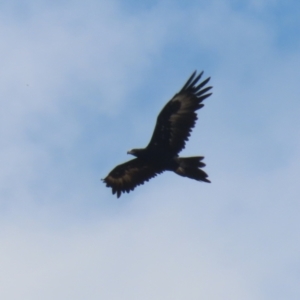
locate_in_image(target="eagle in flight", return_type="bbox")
[102,71,212,198]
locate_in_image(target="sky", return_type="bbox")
[1,0,300,299]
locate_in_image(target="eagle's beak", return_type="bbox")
[127,150,132,155]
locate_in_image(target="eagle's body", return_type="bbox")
[102,71,212,198]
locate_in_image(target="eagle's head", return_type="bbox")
[127,148,144,158]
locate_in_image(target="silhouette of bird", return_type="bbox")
[102,71,212,198]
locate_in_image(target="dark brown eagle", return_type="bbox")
[102,71,212,198]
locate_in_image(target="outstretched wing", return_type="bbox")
[147,71,212,155]
[102,159,164,198]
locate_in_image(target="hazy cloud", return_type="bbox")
[1,1,299,299]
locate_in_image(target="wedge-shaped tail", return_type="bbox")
[175,156,210,183]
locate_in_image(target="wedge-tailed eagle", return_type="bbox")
[102,71,212,198]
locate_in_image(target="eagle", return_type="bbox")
[102,71,212,198]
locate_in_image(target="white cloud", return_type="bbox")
[0,201,263,300]
[0,0,300,299]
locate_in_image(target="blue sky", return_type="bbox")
[1,0,300,299]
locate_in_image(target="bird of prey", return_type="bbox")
[102,71,212,198]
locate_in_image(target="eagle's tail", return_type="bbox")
[175,156,210,183]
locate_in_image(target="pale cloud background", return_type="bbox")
[0,0,299,299]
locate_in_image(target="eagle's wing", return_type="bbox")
[102,159,164,198]
[147,71,212,154]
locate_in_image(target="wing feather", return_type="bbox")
[147,71,212,154]
[102,159,163,198]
